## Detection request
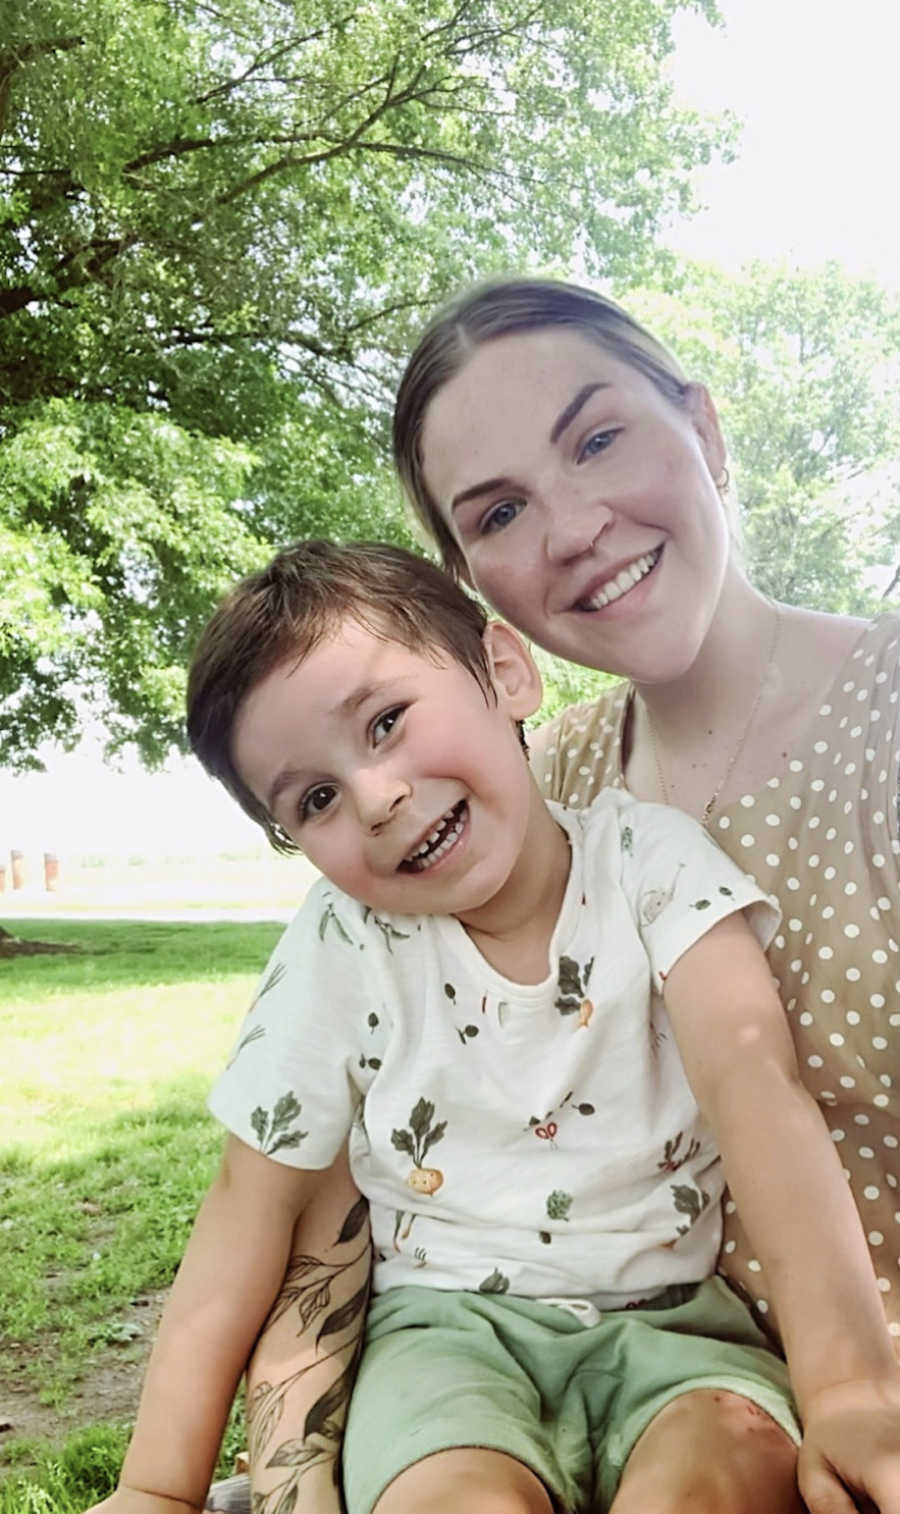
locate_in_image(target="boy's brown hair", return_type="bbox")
[187,538,494,853]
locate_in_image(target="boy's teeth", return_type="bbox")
[581,548,659,611]
[404,804,465,870]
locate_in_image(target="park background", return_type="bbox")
[1,0,899,1506]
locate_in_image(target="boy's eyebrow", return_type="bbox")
[267,765,304,814]
[450,382,611,513]
[265,680,391,812]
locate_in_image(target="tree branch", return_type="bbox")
[0,35,84,87]
[882,560,900,601]
[0,35,84,139]
[191,22,356,108]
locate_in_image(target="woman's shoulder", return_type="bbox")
[530,680,629,804]
[533,684,620,740]
[768,608,899,753]
[804,609,900,718]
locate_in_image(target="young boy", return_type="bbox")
[95,540,900,1514]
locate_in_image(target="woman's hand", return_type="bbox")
[85,1491,201,1514]
[799,1375,900,1513]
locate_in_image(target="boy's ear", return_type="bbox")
[482,622,543,721]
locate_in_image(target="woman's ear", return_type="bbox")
[685,383,727,480]
[482,621,543,721]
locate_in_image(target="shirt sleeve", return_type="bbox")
[207,881,379,1169]
[616,798,781,992]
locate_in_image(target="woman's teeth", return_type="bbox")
[580,547,661,611]
[404,803,466,871]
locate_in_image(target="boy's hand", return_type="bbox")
[799,1375,900,1513]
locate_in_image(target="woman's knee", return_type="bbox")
[371,1447,555,1514]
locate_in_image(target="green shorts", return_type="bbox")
[342,1277,799,1514]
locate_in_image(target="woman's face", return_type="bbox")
[420,328,732,683]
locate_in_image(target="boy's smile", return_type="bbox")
[231,617,569,939]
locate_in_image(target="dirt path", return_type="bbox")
[0,1291,167,1451]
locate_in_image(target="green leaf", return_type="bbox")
[390,1128,416,1158]
[409,1099,435,1140]
[545,1189,573,1221]
[268,1129,307,1155]
[478,1268,510,1294]
[421,1120,447,1160]
[272,1092,303,1132]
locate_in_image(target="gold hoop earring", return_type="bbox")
[717,466,730,494]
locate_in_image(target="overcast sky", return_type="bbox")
[665,0,898,286]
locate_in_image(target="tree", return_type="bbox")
[624,262,900,612]
[1,0,729,767]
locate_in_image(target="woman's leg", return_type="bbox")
[608,1388,802,1514]
[373,1448,556,1514]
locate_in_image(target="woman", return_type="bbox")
[392,277,900,1338]
[209,279,899,1513]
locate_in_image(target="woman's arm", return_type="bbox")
[87,1137,322,1514]
[241,1144,370,1514]
[664,914,900,1512]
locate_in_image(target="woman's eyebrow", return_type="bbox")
[450,381,613,513]
[451,475,510,513]
[549,382,611,445]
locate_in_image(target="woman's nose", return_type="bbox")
[544,493,614,564]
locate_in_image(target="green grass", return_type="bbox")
[0,1426,128,1513]
[0,918,284,1507]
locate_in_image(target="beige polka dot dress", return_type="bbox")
[536,616,900,1347]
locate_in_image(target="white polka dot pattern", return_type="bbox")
[534,616,900,1349]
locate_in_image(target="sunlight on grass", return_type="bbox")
[0,919,283,1502]
[1,920,281,1158]
[0,1413,247,1512]
[0,1424,127,1513]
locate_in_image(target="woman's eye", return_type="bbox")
[581,428,618,460]
[480,499,523,535]
[372,706,405,745]
[301,784,336,820]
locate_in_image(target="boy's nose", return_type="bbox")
[356,773,412,832]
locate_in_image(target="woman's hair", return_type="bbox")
[394,278,697,581]
[187,538,493,853]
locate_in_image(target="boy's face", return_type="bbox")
[231,616,545,925]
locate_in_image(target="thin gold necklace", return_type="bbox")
[643,602,782,827]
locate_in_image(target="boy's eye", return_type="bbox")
[301,783,337,820]
[581,428,618,460]
[480,499,524,536]
[372,706,405,744]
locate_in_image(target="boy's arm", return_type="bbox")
[664,913,900,1512]
[241,1142,370,1513]
[87,1135,324,1514]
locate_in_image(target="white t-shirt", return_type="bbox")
[209,792,778,1307]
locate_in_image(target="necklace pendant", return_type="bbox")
[642,601,783,832]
